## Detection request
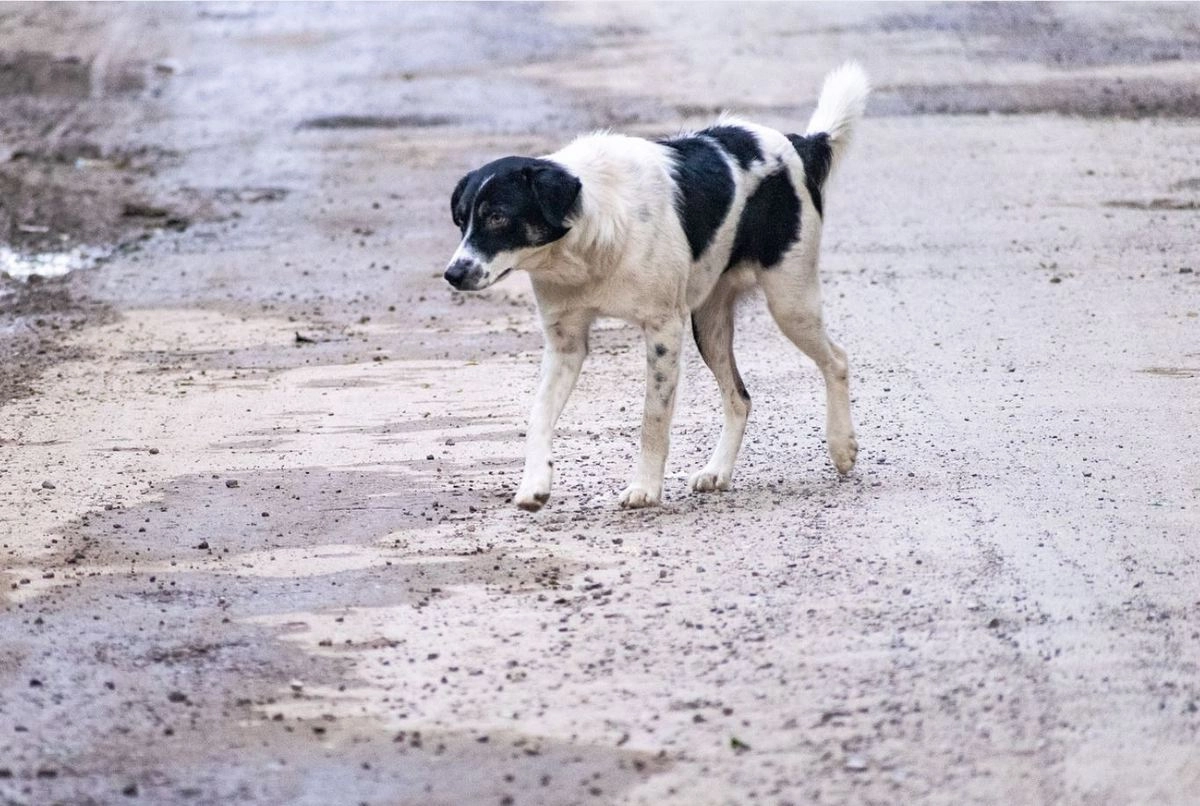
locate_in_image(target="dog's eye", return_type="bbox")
[486,212,508,229]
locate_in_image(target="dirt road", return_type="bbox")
[2,4,1198,804]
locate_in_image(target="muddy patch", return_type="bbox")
[676,77,1200,122]
[0,37,191,406]
[876,76,1200,119]
[36,468,507,569]
[0,50,94,98]
[0,42,180,253]
[298,113,459,130]
[0,277,112,402]
[1139,366,1200,379]
[2,559,649,806]
[119,315,543,377]
[1104,198,1200,212]
[1168,177,1200,193]
[878,3,1200,69]
[870,4,1200,118]
[1,461,631,804]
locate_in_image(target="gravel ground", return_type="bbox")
[1,3,1198,805]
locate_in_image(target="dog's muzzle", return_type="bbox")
[444,258,481,290]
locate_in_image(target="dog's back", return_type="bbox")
[541,62,871,312]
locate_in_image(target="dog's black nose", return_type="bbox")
[444,259,475,289]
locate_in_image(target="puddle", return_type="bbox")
[0,244,109,281]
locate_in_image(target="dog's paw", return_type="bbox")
[830,433,859,475]
[513,488,550,512]
[618,485,660,509]
[688,468,731,493]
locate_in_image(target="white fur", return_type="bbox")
[469,63,870,510]
[806,61,871,172]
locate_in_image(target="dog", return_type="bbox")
[444,63,869,511]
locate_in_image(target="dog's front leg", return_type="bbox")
[619,315,686,509]
[513,312,591,512]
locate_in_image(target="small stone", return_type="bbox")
[167,691,188,703]
[122,782,139,797]
[148,448,159,455]
[41,480,55,490]
[225,479,239,488]
[844,754,869,772]
[196,541,209,550]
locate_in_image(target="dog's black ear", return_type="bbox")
[524,165,581,228]
[450,172,472,228]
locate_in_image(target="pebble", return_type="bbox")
[225,479,239,488]
[41,480,55,490]
[844,754,869,772]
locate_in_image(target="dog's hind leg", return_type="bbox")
[688,273,750,493]
[514,310,593,511]
[759,264,858,475]
[619,314,687,509]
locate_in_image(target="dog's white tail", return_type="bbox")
[805,61,870,171]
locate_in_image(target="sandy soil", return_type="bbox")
[2,3,1199,805]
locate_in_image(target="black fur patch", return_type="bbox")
[786,133,832,217]
[659,136,735,261]
[726,170,801,270]
[698,125,762,170]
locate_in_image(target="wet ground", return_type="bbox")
[2,3,1199,805]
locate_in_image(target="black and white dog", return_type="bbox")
[445,63,869,511]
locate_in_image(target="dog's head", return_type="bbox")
[444,157,581,290]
